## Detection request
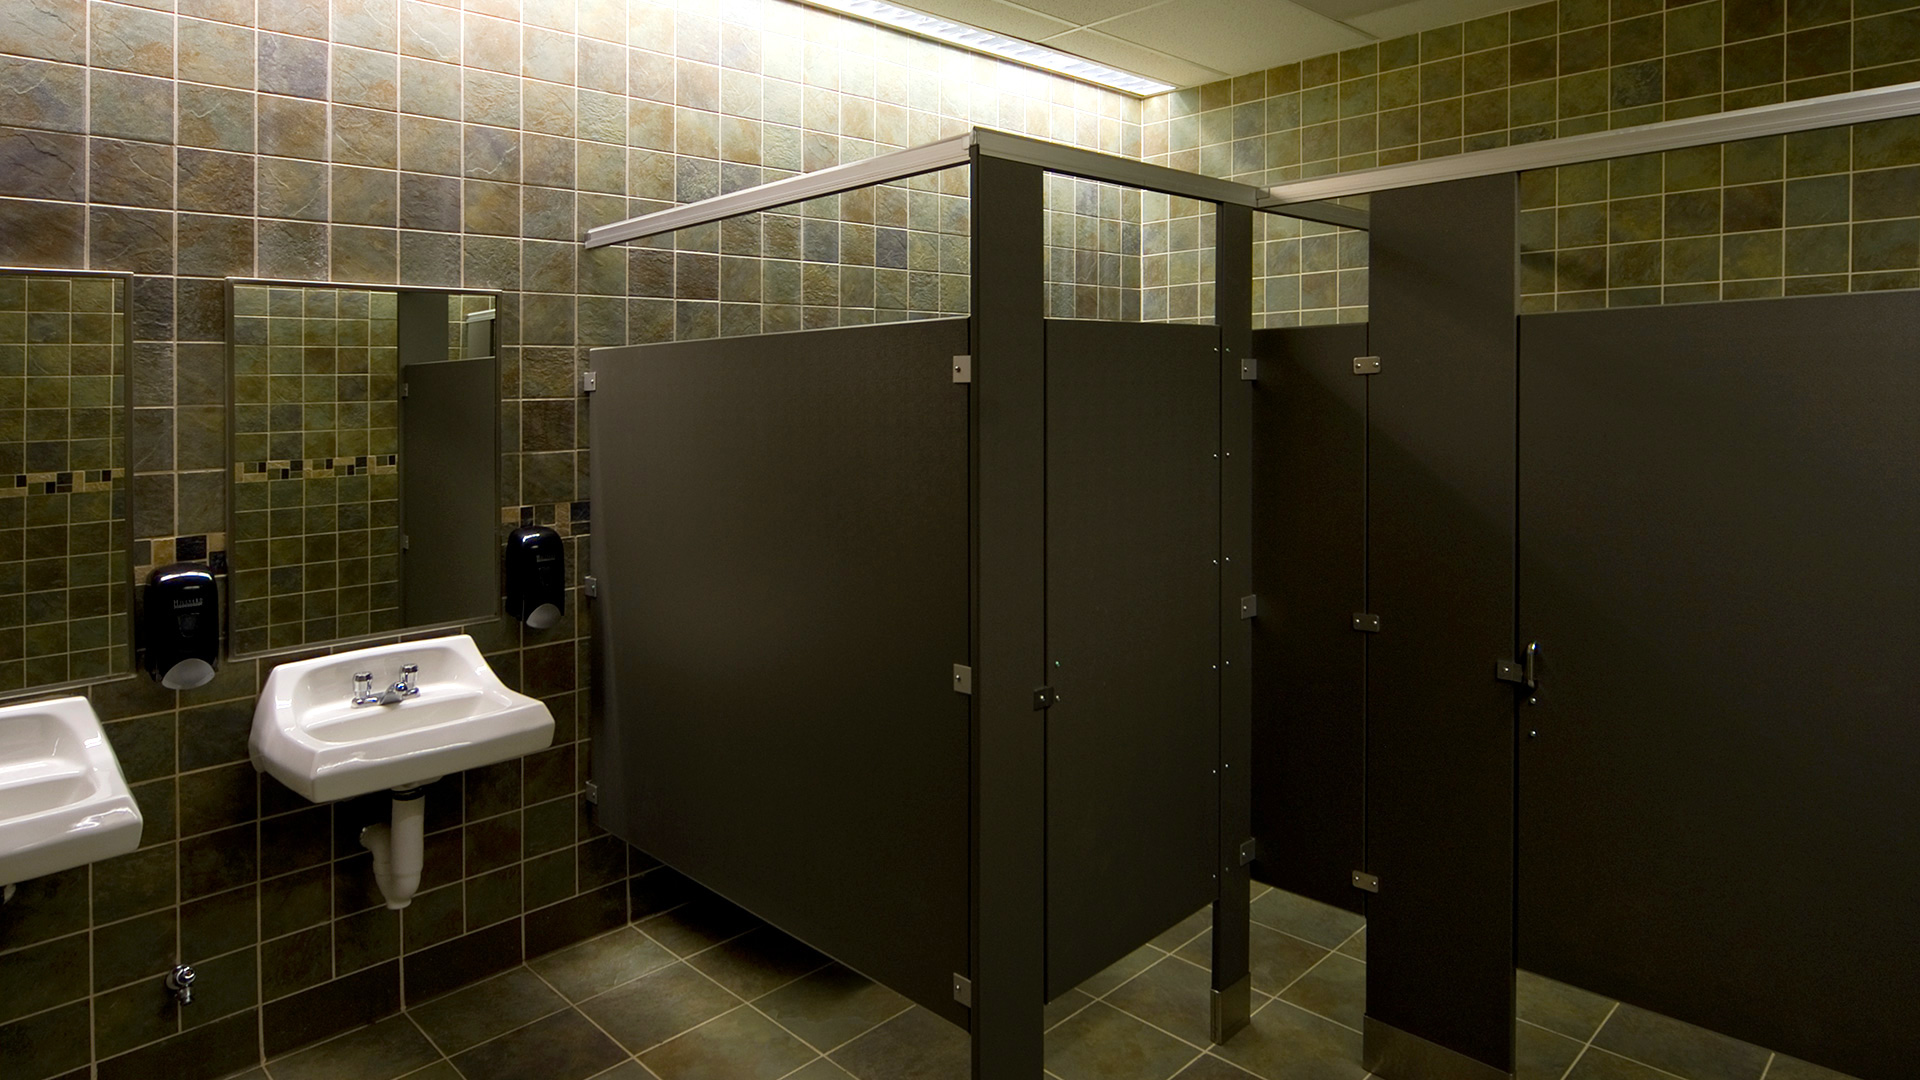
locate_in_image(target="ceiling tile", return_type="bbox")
[1344,0,1533,40]
[900,0,1080,41]
[1001,0,1171,27]
[1093,0,1374,76]
[1041,26,1231,85]
[1287,0,1417,22]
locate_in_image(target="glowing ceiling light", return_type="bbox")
[802,0,1176,97]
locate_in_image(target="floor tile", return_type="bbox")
[584,1063,655,1080]
[684,925,829,1001]
[1335,929,1365,961]
[1765,1054,1861,1080]
[638,1006,817,1080]
[268,1015,442,1080]
[1043,1001,1201,1080]
[1210,1000,1366,1080]
[411,968,569,1056]
[1150,907,1214,951]
[830,1006,971,1080]
[1174,1056,1263,1079]
[396,1063,461,1080]
[1591,1003,1771,1080]
[1247,891,1363,950]
[1277,954,1364,1032]
[1075,944,1166,999]
[579,961,742,1054]
[783,1060,858,1079]
[448,1009,627,1080]
[1099,954,1215,1048]
[636,892,761,958]
[756,963,912,1053]
[1566,1047,1681,1080]
[1516,971,1617,1042]
[1045,989,1096,1031]
[1518,1020,1587,1080]
[1177,923,1328,997]
[531,929,678,1003]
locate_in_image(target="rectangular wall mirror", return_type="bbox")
[226,282,501,657]
[0,269,133,695]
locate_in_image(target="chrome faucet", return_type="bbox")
[353,664,421,707]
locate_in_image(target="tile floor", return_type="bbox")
[226,880,1860,1080]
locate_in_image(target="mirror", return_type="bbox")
[0,270,133,695]
[226,282,500,657]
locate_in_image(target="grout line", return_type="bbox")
[1558,1001,1620,1080]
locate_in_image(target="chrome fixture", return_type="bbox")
[165,964,195,1005]
[353,664,422,707]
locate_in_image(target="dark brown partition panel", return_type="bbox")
[1364,175,1518,1079]
[1249,324,1368,915]
[1042,319,1221,996]
[399,355,499,625]
[1517,294,1920,1080]
[586,319,973,1025]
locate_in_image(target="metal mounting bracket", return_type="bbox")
[584,780,599,805]
[1239,595,1259,620]
[952,664,972,695]
[1353,356,1381,375]
[951,355,972,383]
[583,575,598,598]
[1033,686,1056,710]
[1239,356,1259,381]
[1352,612,1380,632]
[580,370,597,393]
[952,974,972,1007]
[1239,838,1257,866]
[1353,870,1379,893]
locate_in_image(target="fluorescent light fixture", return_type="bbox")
[802,0,1177,97]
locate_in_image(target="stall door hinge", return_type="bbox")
[1352,870,1379,893]
[1351,612,1380,633]
[1496,642,1540,688]
[582,575,598,598]
[1239,838,1257,865]
[1239,595,1259,620]
[1239,356,1259,381]
[952,973,972,1007]
[580,370,597,393]
[951,355,972,383]
[1033,686,1056,710]
[952,664,972,695]
[1353,356,1381,375]
[583,780,599,805]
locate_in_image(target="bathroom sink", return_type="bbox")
[0,696,143,887]
[250,634,555,803]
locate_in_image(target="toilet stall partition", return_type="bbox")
[581,129,1292,1078]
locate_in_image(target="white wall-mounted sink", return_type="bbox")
[0,696,143,887]
[249,634,555,803]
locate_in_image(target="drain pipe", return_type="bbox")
[360,785,427,909]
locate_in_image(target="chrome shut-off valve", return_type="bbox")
[165,964,196,1005]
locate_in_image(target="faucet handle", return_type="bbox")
[398,663,420,694]
[353,672,374,699]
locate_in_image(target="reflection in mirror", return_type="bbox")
[226,283,500,657]
[0,270,132,694]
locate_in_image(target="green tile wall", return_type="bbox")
[1141,0,1920,321]
[0,1,1140,1076]
[0,273,131,691]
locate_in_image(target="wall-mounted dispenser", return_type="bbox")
[143,563,219,689]
[505,525,565,629]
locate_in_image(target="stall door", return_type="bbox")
[1043,319,1221,996]
[1517,294,1920,1080]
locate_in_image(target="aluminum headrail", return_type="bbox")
[582,126,1367,247]
[1263,81,1920,207]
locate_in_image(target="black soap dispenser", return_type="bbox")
[143,563,219,690]
[504,525,565,629]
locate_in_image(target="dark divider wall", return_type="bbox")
[587,319,975,1024]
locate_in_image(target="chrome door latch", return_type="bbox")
[1496,642,1540,690]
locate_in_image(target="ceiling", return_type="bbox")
[897,0,1533,89]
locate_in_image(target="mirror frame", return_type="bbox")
[223,278,504,661]
[0,266,138,701]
